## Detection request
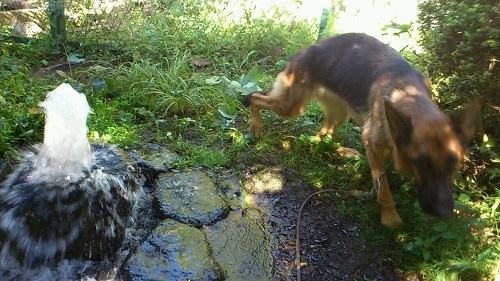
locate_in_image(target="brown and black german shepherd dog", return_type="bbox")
[243,33,478,227]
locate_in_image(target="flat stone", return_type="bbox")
[129,144,180,175]
[155,171,229,227]
[123,219,224,281]
[204,210,273,281]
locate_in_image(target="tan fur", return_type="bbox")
[245,47,477,228]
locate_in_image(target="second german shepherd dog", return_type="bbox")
[243,33,478,227]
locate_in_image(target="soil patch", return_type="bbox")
[243,164,404,281]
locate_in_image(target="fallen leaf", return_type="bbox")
[29,107,44,114]
[55,70,70,79]
[191,58,212,67]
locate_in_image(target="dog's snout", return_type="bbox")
[418,182,454,218]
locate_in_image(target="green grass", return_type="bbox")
[1,1,499,279]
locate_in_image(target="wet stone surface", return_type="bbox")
[123,219,224,281]
[121,145,274,281]
[0,144,274,281]
[128,144,180,185]
[155,171,230,227]
[1,142,402,280]
[204,210,273,281]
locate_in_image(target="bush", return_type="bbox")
[418,0,500,192]
[418,0,499,136]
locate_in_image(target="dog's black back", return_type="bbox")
[243,32,479,227]
[299,33,429,111]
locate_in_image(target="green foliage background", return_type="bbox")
[418,0,499,196]
[0,0,499,279]
[418,0,499,135]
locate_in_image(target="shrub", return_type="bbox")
[418,0,499,136]
[418,0,499,192]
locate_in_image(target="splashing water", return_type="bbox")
[0,83,142,270]
[33,83,92,182]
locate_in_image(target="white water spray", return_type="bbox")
[0,83,142,270]
[32,83,92,182]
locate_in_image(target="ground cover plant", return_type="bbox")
[1,0,499,279]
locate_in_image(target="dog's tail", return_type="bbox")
[242,91,268,107]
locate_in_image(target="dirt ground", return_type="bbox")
[242,163,405,281]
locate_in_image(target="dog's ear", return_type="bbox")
[449,97,481,148]
[384,99,413,147]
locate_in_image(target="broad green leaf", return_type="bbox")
[170,1,184,17]
[205,76,222,85]
[67,53,85,63]
[458,193,471,203]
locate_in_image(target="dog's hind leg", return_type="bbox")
[362,130,403,228]
[243,72,313,137]
[315,89,349,139]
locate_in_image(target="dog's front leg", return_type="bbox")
[363,135,403,227]
[374,167,403,228]
[249,105,264,138]
[243,91,269,138]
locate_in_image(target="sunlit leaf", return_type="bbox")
[218,106,237,119]
[19,129,34,137]
[230,81,241,88]
[88,65,109,72]
[29,107,43,114]
[458,193,471,203]
[55,70,69,79]
[137,107,154,118]
[205,76,222,85]
[170,1,183,17]
[491,198,500,217]
[240,66,259,85]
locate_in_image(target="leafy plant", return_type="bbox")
[1,0,499,279]
[418,0,499,136]
[228,66,262,96]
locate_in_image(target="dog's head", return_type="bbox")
[384,98,479,218]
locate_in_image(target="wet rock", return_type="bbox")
[204,210,273,281]
[155,171,229,227]
[219,177,244,211]
[129,144,179,172]
[1,144,274,279]
[0,144,142,266]
[128,144,180,184]
[123,219,224,281]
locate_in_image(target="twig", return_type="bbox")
[295,189,371,281]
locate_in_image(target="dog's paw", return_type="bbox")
[336,147,361,158]
[242,93,253,107]
[249,122,262,138]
